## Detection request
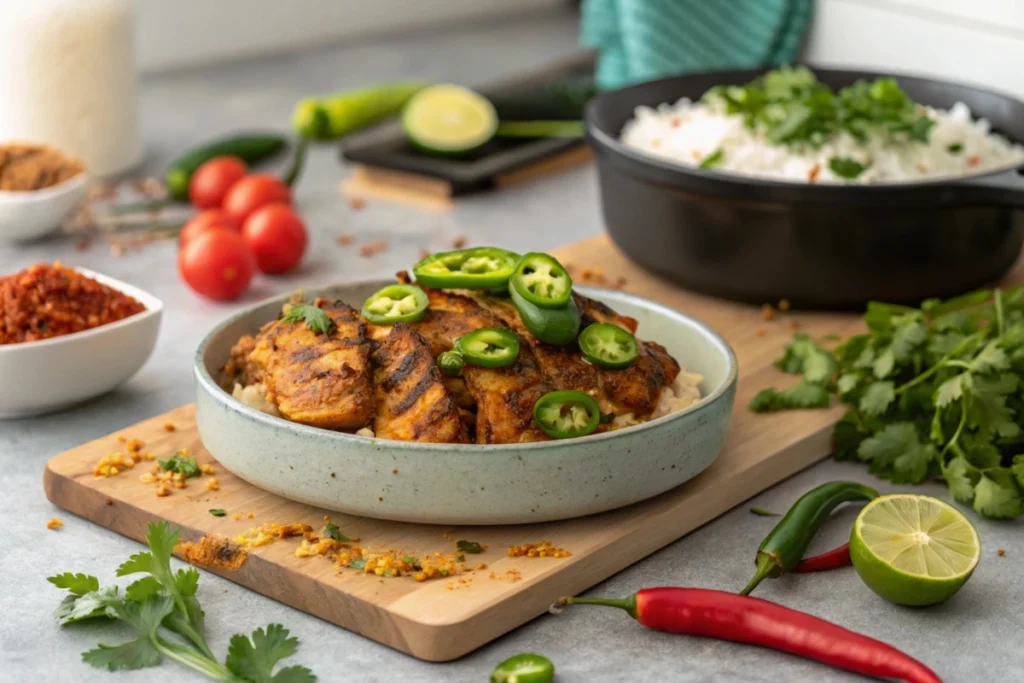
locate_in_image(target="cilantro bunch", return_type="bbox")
[753,288,1024,519]
[48,522,316,681]
[703,66,935,179]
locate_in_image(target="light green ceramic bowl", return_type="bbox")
[194,280,737,525]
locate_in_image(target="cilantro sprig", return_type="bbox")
[752,287,1024,519]
[48,522,316,681]
[703,66,935,173]
[158,452,200,478]
[282,302,333,335]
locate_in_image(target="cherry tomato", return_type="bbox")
[188,156,247,209]
[178,229,254,301]
[241,204,307,274]
[179,209,241,248]
[222,173,291,223]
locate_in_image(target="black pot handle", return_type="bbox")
[952,165,1024,208]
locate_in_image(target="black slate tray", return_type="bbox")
[340,52,595,195]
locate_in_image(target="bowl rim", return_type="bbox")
[0,266,163,353]
[194,281,739,454]
[0,173,88,203]
[584,65,1024,193]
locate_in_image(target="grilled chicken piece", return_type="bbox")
[220,333,261,390]
[372,323,469,443]
[248,299,374,429]
[414,289,551,443]
[479,293,679,418]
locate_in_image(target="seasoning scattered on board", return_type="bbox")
[176,535,248,571]
[0,262,145,344]
[508,542,572,559]
[0,142,83,191]
[46,518,63,530]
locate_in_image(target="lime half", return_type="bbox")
[850,494,980,606]
[402,84,497,154]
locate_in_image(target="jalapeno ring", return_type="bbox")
[412,247,518,290]
[361,284,429,324]
[578,322,639,369]
[533,390,601,439]
[510,252,573,309]
[455,328,520,368]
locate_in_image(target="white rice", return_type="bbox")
[621,99,1024,184]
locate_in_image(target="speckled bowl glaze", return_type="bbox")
[194,280,737,525]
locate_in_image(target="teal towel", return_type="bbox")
[580,0,813,90]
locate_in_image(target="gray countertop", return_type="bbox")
[1,9,1020,683]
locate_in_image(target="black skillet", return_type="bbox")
[584,68,1024,308]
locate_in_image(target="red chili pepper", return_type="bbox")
[559,588,942,683]
[794,542,852,573]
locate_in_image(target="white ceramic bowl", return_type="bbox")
[0,174,88,243]
[194,280,737,525]
[0,268,162,418]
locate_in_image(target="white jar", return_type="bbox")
[0,0,142,177]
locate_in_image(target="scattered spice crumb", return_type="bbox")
[176,535,247,571]
[110,243,125,258]
[116,435,127,443]
[348,197,366,210]
[755,327,767,337]
[155,484,170,497]
[778,299,791,312]
[452,235,467,249]
[788,319,801,331]
[330,472,336,478]
[359,240,387,258]
[234,522,312,548]
[392,468,398,475]
[967,155,981,167]
[336,233,355,245]
[163,423,176,432]
[126,438,144,453]
[205,477,220,492]
[46,518,63,530]
[378,496,384,502]
[808,164,821,182]
[998,548,1006,556]
[761,304,776,321]
[104,497,113,506]
[508,541,572,559]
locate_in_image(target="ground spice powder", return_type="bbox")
[0,262,145,344]
[0,142,83,191]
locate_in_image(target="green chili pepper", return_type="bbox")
[510,285,581,346]
[361,284,429,324]
[510,252,573,309]
[578,322,639,369]
[740,480,878,596]
[438,350,465,376]
[455,328,520,368]
[412,247,519,290]
[490,653,555,683]
[533,390,600,439]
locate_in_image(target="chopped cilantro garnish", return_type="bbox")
[208,509,226,517]
[828,156,869,180]
[322,523,349,542]
[401,555,418,566]
[282,302,333,335]
[703,66,935,149]
[348,558,367,570]
[752,286,1024,520]
[948,143,963,154]
[749,507,780,517]
[456,540,483,554]
[699,149,725,169]
[157,452,200,478]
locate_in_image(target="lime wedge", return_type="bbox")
[402,84,498,154]
[850,494,980,606]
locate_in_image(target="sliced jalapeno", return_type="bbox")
[511,253,573,309]
[490,653,555,683]
[455,328,520,368]
[413,247,518,290]
[438,350,465,376]
[510,284,581,346]
[578,322,639,369]
[361,284,429,324]
[533,390,600,439]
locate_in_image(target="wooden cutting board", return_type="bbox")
[45,236,1021,662]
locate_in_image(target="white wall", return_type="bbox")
[134,0,565,73]
[804,0,1024,98]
